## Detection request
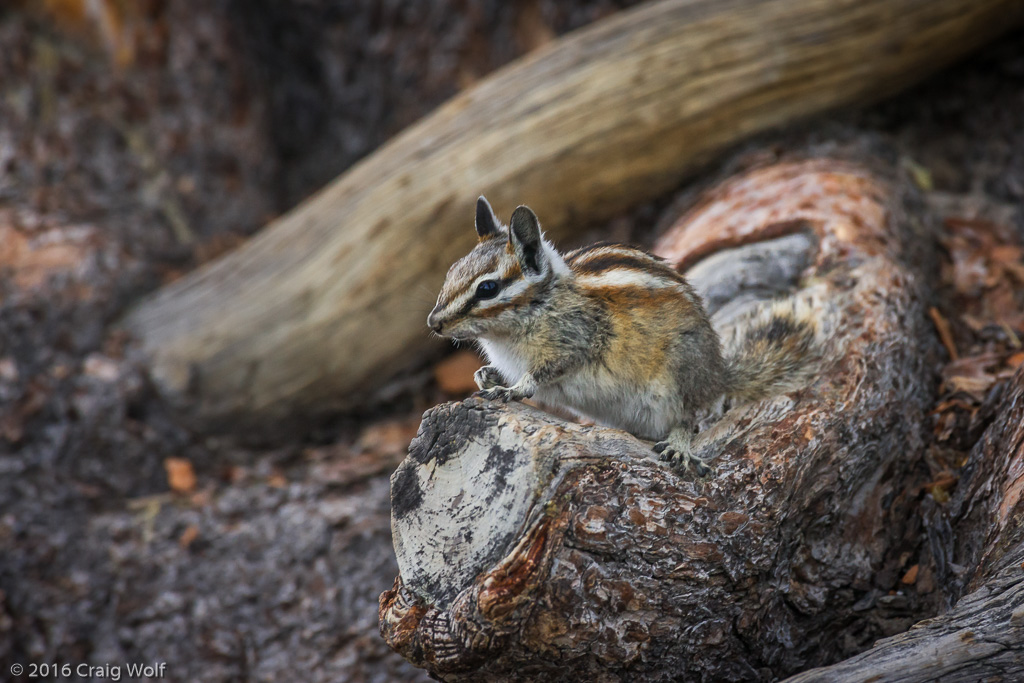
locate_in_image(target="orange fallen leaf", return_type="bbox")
[178,525,200,549]
[932,397,976,414]
[941,353,1008,400]
[189,490,211,507]
[944,373,995,398]
[0,224,96,291]
[356,417,420,457]
[267,472,288,489]
[434,351,482,394]
[164,457,197,494]
[901,564,919,585]
[991,245,1024,283]
[1008,352,1024,369]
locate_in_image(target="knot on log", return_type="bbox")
[383,499,574,673]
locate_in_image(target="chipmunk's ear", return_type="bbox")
[509,205,546,276]
[475,196,501,240]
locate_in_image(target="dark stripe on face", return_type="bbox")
[472,264,559,320]
[473,285,538,319]
[452,272,523,318]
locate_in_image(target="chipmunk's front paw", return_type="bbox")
[475,385,517,402]
[653,441,713,477]
[474,365,504,391]
[474,374,536,404]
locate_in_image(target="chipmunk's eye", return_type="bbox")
[475,280,499,299]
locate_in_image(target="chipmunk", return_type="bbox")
[427,197,817,475]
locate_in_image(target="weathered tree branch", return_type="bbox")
[122,0,1023,430]
[380,158,945,680]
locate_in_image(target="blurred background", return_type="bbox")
[0,1,1022,681]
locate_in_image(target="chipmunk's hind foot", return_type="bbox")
[652,426,713,477]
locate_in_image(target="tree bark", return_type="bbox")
[785,366,1024,682]
[379,158,947,680]
[121,0,1023,430]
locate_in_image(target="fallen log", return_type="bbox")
[786,366,1024,682]
[379,158,945,680]
[121,0,1023,429]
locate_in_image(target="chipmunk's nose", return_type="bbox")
[427,309,443,333]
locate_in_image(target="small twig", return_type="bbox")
[107,117,196,244]
[929,306,959,360]
[1001,322,1021,349]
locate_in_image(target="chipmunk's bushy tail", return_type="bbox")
[725,299,820,404]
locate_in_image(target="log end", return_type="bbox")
[390,399,561,607]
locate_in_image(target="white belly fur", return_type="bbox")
[478,338,529,386]
[479,338,677,440]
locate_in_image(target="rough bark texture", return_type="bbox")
[121,0,1023,431]
[786,367,1024,682]
[380,159,945,681]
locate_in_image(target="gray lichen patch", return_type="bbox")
[390,459,425,521]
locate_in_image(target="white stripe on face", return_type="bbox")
[475,278,529,311]
[436,268,505,319]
